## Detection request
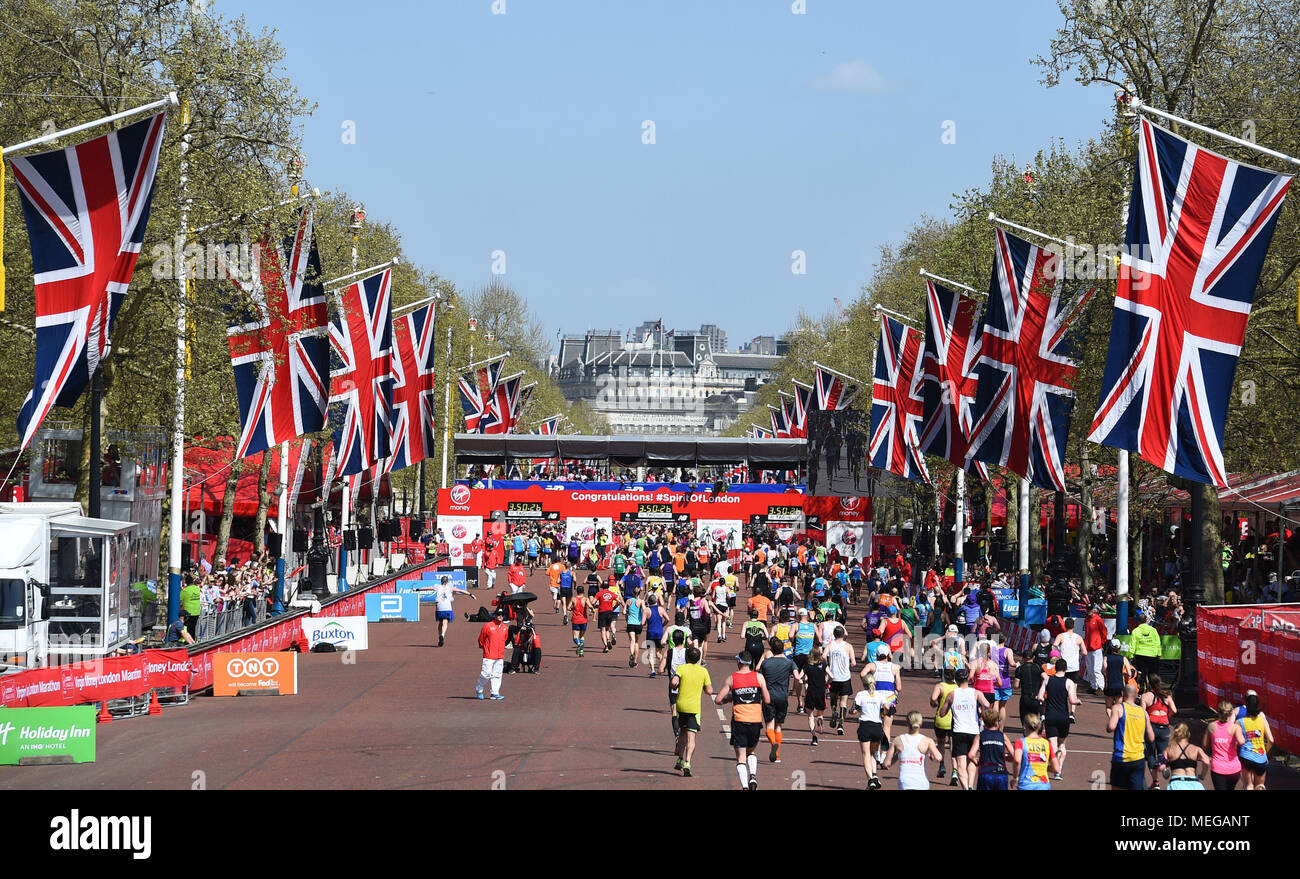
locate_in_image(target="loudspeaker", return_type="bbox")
[293,529,309,553]
[409,516,425,540]
[377,519,392,541]
[343,530,357,551]
[181,541,192,572]
[267,532,283,559]
[996,548,1014,572]
[359,526,374,549]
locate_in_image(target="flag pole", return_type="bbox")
[955,468,966,587]
[323,257,400,290]
[872,305,921,328]
[811,361,865,386]
[440,319,453,490]
[920,267,984,298]
[274,440,288,613]
[987,212,1090,253]
[1129,95,1300,169]
[189,188,317,236]
[339,208,366,591]
[0,93,178,155]
[456,351,510,373]
[165,96,189,626]
[392,294,437,317]
[1018,477,1030,608]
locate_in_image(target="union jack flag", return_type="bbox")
[792,380,815,438]
[769,403,791,439]
[513,382,535,433]
[223,208,329,459]
[1089,118,1292,486]
[966,229,1094,492]
[385,302,437,473]
[10,112,166,451]
[458,356,504,433]
[287,438,313,511]
[919,279,988,480]
[482,371,523,435]
[869,313,930,482]
[535,415,562,435]
[751,424,774,439]
[328,269,394,476]
[815,364,857,411]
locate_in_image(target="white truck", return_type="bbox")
[0,502,138,673]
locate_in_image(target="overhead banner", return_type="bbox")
[619,502,690,525]
[439,486,799,529]
[826,520,870,561]
[301,616,369,651]
[213,652,298,696]
[0,706,96,765]
[488,500,562,522]
[366,592,420,622]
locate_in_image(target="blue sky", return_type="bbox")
[223,0,1109,349]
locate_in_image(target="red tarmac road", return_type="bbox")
[2,567,1295,790]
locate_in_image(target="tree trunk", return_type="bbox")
[1078,448,1092,594]
[253,451,272,555]
[1029,486,1044,584]
[1198,483,1225,604]
[215,457,243,566]
[1004,471,1018,560]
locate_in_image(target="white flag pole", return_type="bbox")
[1129,96,1300,169]
[920,267,984,298]
[1018,477,1031,602]
[274,441,289,611]
[1,93,178,155]
[955,468,966,587]
[323,257,400,290]
[166,96,189,626]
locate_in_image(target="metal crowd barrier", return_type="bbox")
[194,597,270,644]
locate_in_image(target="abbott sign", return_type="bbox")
[213,652,298,696]
[365,593,420,622]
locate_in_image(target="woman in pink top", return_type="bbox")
[971,642,999,705]
[1203,700,1246,791]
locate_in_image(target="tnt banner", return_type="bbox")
[301,616,369,651]
[695,519,742,550]
[0,706,96,764]
[213,652,298,696]
[366,592,420,621]
[826,520,871,561]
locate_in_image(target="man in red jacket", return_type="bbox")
[1084,604,1108,693]
[476,608,510,700]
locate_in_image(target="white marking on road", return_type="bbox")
[716,708,730,735]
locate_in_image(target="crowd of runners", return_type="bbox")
[452,522,1279,790]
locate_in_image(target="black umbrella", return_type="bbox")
[499,591,538,606]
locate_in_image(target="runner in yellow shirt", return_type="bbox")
[672,646,714,777]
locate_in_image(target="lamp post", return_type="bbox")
[338,204,365,591]
[305,441,329,600]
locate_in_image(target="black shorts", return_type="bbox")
[829,679,854,698]
[726,597,736,608]
[763,700,789,725]
[626,624,643,635]
[951,732,976,756]
[857,720,886,744]
[730,721,763,750]
[690,624,710,641]
[598,611,615,629]
[1045,717,1071,741]
[793,653,809,670]
[803,690,827,712]
[647,636,663,649]
[678,712,701,733]
[1104,686,1123,699]
[559,587,573,599]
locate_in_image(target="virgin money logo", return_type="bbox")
[450,485,471,505]
[839,530,858,546]
[712,528,726,542]
[452,525,468,539]
[581,526,595,540]
[840,497,861,512]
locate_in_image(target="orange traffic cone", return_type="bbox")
[96,701,113,724]
[148,690,162,715]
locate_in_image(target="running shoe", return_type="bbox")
[936,762,946,779]
[836,725,845,736]
[748,777,758,791]
[950,770,959,786]
[675,757,684,771]
[628,655,636,668]
[1052,772,1063,781]
[797,705,805,715]
[811,734,819,747]
[649,671,657,677]
[770,745,779,763]
[476,691,484,700]
[578,648,584,657]
[682,763,692,777]
[611,635,617,647]
[438,636,444,647]
[489,694,505,700]
[562,614,568,624]
[869,776,882,790]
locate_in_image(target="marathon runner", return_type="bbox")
[714,651,770,789]
[885,710,943,791]
[1012,713,1059,790]
[594,578,622,653]
[827,625,855,736]
[710,573,731,643]
[1037,658,1079,781]
[864,644,900,745]
[938,667,988,789]
[971,707,1011,790]
[644,593,666,677]
[672,646,713,778]
[558,560,575,624]
[570,586,590,657]
[930,666,958,784]
[547,556,565,614]
[758,637,798,764]
[1108,683,1155,790]
[624,586,645,668]
[851,672,889,789]
[741,610,769,669]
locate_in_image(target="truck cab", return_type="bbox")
[0,502,138,672]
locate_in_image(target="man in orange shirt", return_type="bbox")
[475,608,510,700]
[547,557,566,614]
[748,589,773,623]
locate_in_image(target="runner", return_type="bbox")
[624,586,645,668]
[971,641,999,714]
[1205,700,1245,790]
[863,644,900,746]
[547,556,565,614]
[1101,639,1130,710]
[1053,618,1085,685]
[885,710,942,790]
[526,532,540,574]
[827,625,855,736]
[1037,658,1078,781]
[685,582,717,659]
[659,626,691,737]
[570,585,590,657]
[930,666,958,783]
[1014,647,1044,731]
[802,645,829,746]
[1236,691,1274,790]
[672,646,713,777]
[971,707,1011,790]
[710,573,731,643]
[1108,683,1155,790]
[714,651,770,789]
[644,593,665,677]
[428,574,470,648]
[558,560,575,623]
[741,610,769,669]
[852,672,889,789]
[938,667,987,789]
[1163,723,1211,790]
[758,637,798,764]
[1141,674,1177,790]
[594,577,622,653]
[991,637,1016,726]
[1012,713,1059,790]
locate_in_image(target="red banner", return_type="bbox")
[437,485,807,525]
[1198,605,1300,756]
[143,649,194,689]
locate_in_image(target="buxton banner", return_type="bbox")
[301,616,369,651]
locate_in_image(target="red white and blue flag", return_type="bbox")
[385,302,437,473]
[966,229,1094,492]
[769,403,792,439]
[792,380,815,438]
[482,371,524,435]
[10,112,166,451]
[751,424,775,439]
[1089,118,1292,486]
[457,356,504,433]
[328,269,394,476]
[869,313,930,483]
[535,415,562,435]
[815,364,857,411]
[919,278,988,480]
[224,208,329,459]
